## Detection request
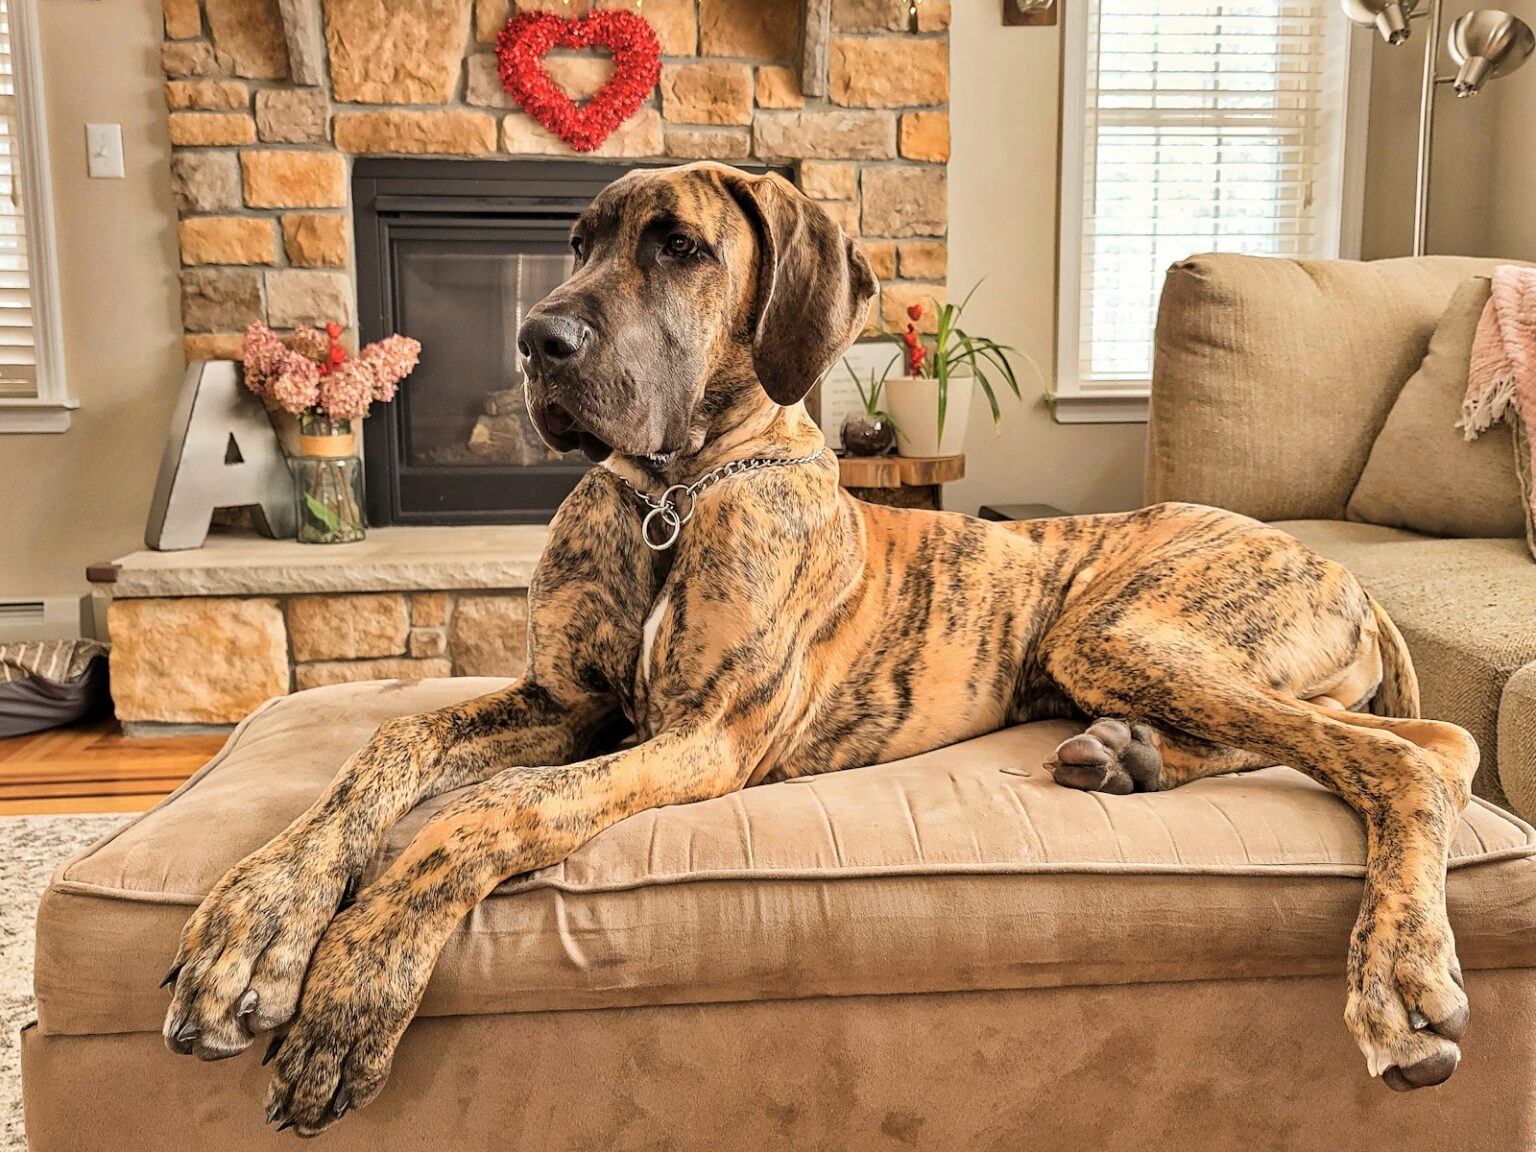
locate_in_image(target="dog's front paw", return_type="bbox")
[162,838,352,1061]
[1346,902,1468,1092]
[264,900,426,1136]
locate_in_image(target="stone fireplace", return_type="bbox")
[100,0,952,730]
[165,0,951,364]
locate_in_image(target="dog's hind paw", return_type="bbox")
[1347,907,1469,1092]
[1045,719,1162,795]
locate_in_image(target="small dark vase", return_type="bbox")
[841,412,896,457]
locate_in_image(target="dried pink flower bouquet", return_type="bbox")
[241,321,420,421]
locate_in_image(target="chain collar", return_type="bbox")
[615,446,828,551]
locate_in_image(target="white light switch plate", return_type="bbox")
[85,123,124,179]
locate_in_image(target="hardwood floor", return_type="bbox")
[0,718,227,815]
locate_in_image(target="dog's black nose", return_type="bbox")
[517,313,589,370]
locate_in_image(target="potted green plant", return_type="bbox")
[878,284,1023,458]
[838,354,899,456]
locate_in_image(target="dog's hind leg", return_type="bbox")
[1043,634,1478,1093]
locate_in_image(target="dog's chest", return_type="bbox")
[620,589,675,739]
[637,591,670,683]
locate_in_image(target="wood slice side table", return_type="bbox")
[839,454,964,511]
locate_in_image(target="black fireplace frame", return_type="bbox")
[355,158,646,527]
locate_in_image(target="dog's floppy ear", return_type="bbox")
[722,170,879,405]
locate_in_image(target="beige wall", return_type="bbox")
[1360,14,1533,262]
[0,0,182,603]
[1488,58,1536,262]
[944,2,1147,517]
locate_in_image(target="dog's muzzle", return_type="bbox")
[517,311,590,373]
[518,311,617,462]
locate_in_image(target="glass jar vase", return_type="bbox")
[290,454,366,544]
[290,416,365,544]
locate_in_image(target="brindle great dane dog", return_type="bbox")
[162,162,1479,1135]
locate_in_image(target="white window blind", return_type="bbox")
[0,0,36,399]
[1056,0,1361,421]
[0,0,69,432]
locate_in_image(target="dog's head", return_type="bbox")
[517,162,878,464]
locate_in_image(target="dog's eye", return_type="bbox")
[664,234,698,259]
[569,235,584,261]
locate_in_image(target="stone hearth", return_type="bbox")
[93,528,547,732]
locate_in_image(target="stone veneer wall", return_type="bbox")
[109,591,530,726]
[129,0,949,728]
[162,0,952,362]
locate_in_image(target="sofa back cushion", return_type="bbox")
[1147,253,1511,521]
[1346,277,1526,538]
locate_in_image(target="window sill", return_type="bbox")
[0,397,79,433]
[1047,392,1149,425]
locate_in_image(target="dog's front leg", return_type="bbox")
[163,679,606,1062]
[261,721,749,1135]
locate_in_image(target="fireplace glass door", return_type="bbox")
[356,159,635,525]
[356,158,778,525]
[396,236,576,472]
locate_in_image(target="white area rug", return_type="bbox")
[0,814,131,1152]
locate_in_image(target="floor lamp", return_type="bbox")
[1342,0,1534,255]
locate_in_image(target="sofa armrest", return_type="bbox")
[1499,663,1536,823]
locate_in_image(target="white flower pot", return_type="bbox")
[883,374,973,458]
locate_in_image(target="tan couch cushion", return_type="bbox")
[1278,522,1536,815]
[1347,278,1527,538]
[36,678,1536,1039]
[1518,419,1536,560]
[1147,253,1514,521]
[1502,664,1536,822]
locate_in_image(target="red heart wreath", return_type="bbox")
[496,11,661,154]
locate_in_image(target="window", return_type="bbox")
[1054,0,1367,423]
[0,0,68,433]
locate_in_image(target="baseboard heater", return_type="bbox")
[0,596,93,643]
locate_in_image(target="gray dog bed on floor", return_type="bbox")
[0,641,109,739]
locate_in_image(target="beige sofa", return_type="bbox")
[1148,253,1536,820]
[22,676,1536,1151]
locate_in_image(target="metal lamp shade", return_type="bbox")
[1448,10,1536,95]
[1342,0,1534,253]
[1341,0,1417,43]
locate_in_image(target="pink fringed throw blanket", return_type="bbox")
[1461,265,1536,556]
